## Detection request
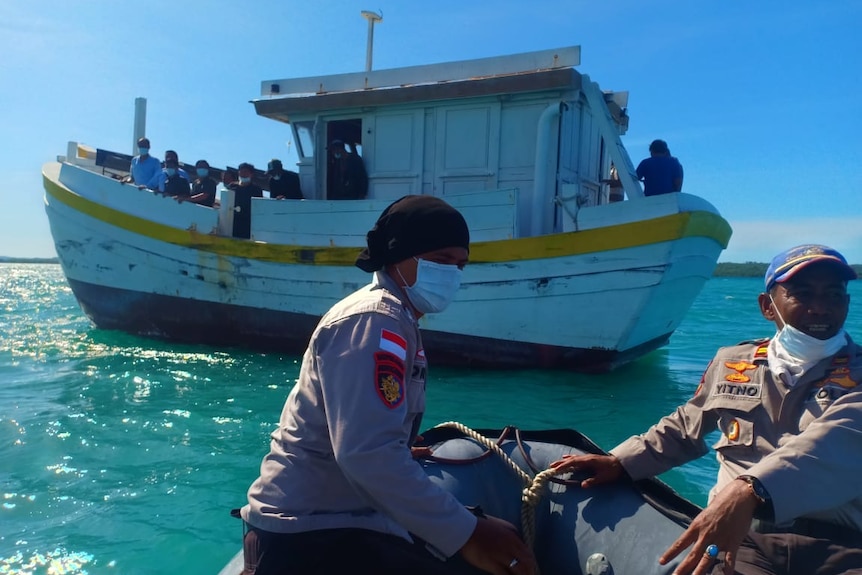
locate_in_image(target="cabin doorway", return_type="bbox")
[326,119,365,199]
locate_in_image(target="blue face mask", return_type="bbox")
[398,258,463,314]
[239,177,252,185]
[166,168,177,177]
[138,147,149,156]
[196,168,209,177]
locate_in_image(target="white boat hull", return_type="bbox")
[43,161,730,371]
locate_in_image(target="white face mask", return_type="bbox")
[398,258,462,314]
[767,295,846,382]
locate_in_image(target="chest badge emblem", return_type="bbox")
[724,361,757,383]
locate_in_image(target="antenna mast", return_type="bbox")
[360,10,383,72]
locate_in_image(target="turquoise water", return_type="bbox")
[1,264,860,574]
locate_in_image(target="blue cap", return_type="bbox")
[764,244,857,291]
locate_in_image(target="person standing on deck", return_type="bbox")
[160,156,191,199]
[123,137,161,186]
[636,139,683,196]
[551,244,862,575]
[239,195,537,575]
[327,139,368,200]
[180,159,217,207]
[231,162,263,239]
[222,168,239,192]
[266,158,303,199]
[142,149,190,192]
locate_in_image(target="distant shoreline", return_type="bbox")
[714,262,862,277]
[2,258,860,278]
[0,257,60,264]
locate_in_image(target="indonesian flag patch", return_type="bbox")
[374,351,406,409]
[379,329,407,360]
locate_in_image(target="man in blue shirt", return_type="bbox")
[636,139,684,197]
[124,137,161,186]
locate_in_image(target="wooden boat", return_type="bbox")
[216,424,702,574]
[42,46,731,371]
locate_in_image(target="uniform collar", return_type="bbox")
[372,271,417,323]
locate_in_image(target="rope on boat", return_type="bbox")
[433,422,566,553]
[553,193,587,231]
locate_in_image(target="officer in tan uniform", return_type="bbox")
[240,195,536,575]
[551,244,861,575]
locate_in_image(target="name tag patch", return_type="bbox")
[713,382,762,399]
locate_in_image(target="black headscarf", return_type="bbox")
[355,195,470,272]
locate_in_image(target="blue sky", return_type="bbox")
[1,1,860,262]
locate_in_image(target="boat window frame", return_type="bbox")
[292,121,315,160]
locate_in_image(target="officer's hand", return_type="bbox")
[459,515,537,575]
[548,453,624,488]
[659,479,757,575]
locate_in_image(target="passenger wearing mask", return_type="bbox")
[266,158,303,200]
[143,150,190,192]
[124,137,161,185]
[182,159,217,207]
[160,157,191,199]
[232,162,263,239]
[327,140,368,200]
[222,168,239,192]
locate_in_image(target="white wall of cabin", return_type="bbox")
[288,87,615,237]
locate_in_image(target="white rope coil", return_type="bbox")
[433,422,570,555]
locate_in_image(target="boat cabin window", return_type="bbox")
[293,121,315,159]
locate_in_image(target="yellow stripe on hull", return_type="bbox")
[43,169,731,266]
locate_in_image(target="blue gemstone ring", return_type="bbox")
[705,544,720,559]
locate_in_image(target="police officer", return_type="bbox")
[551,244,861,575]
[240,195,537,575]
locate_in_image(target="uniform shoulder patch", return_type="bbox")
[379,329,407,361]
[374,351,406,409]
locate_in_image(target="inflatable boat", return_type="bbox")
[218,424,702,574]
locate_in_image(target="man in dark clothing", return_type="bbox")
[636,139,684,197]
[162,157,191,198]
[327,140,368,200]
[186,159,217,207]
[267,159,303,200]
[223,168,239,191]
[232,162,264,239]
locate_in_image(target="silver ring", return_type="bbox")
[508,558,519,568]
[704,544,720,560]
